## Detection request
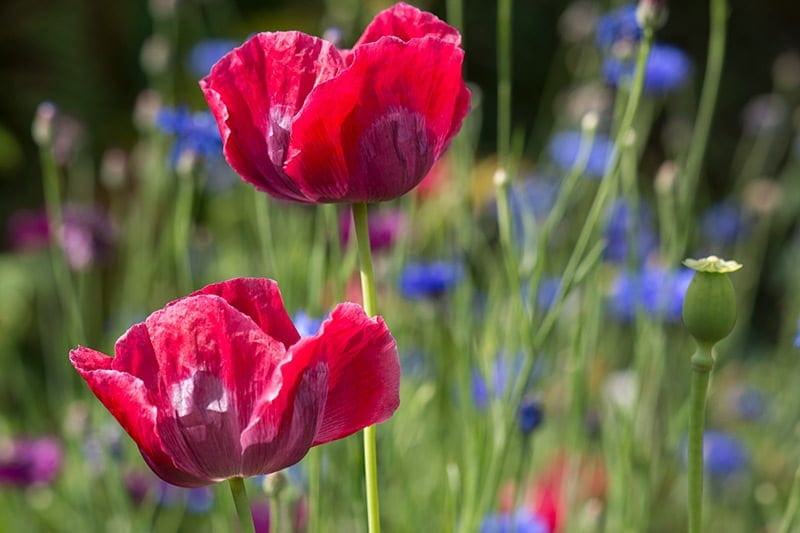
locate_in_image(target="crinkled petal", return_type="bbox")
[191,278,300,349]
[285,37,470,202]
[70,347,208,487]
[200,32,345,202]
[286,303,399,445]
[350,2,462,49]
[143,294,290,482]
[240,361,328,475]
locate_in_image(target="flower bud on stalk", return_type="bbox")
[682,256,740,348]
[636,0,668,32]
[681,255,741,533]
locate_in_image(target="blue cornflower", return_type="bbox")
[507,176,558,248]
[293,310,325,337]
[156,106,223,167]
[534,276,562,311]
[399,261,463,299]
[604,44,691,94]
[472,358,512,410]
[187,39,238,78]
[595,4,641,49]
[609,266,693,322]
[518,396,544,435]
[481,508,549,533]
[509,176,558,222]
[472,355,540,411]
[700,202,748,246]
[548,131,614,178]
[682,431,749,477]
[603,199,659,263]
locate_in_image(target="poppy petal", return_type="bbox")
[288,303,399,445]
[285,37,470,202]
[191,278,301,349]
[143,294,289,482]
[200,32,345,201]
[351,2,462,48]
[70,346,209,487]
[240,360,328,475]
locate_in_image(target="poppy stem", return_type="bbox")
[352,201,381,533]
[688,344,714,533]
[228,477,256,533]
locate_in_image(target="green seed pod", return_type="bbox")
[682,256,741,345]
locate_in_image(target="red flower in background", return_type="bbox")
[200,2,470,203]
[70,278,400,487]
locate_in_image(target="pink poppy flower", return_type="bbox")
[70,278,400,487]
[200,2,470,203]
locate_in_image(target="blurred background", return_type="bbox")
[2,1,800,531]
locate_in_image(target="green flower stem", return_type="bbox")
[307,448,321,533]
[688,344,714,533]
[352,201,381,533]
[38,137,84,346]
[173,166,195,294]
[254,193,277,277]
[497,0,512,171]
[676,0,728,254]
[228,477,255,533]
[479,27,654,529]
[779,464,800,533]
[534,27,653,349]
[446,0,464,35]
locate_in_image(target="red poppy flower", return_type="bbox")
[200,2,470,203]
[70,278,400,487]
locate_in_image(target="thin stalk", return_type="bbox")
[228,477,255,533]
[352,202,381,533]
[533,29,654,349]
[676,0,728,254]
[173,166,195,294]
[307,448,321,533]
[688,344,714,533]
[497,0,512,171]
[38,137,84,345]
[477,27,655,528]
[254,193,276,277]
[778,464,800,533]
[446,0,464,35]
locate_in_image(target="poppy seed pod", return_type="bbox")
[681,257,741,345]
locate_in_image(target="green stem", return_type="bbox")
[497,0,512,171]
[779,464,800,533]
[533,28,653,348]
[688,344,714,533]
[254,193,276,277]
[352,202,381,533]
[173,167,195,294]
[676,0,728,254]
[446,0,464,35]
[228,477,255,533]
[307,448,321,533]
[38,136,84,346]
